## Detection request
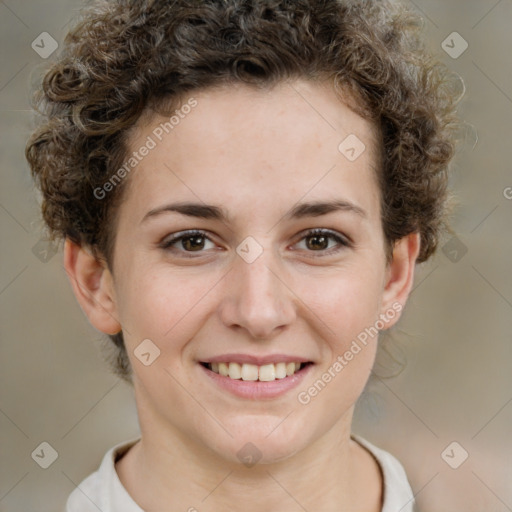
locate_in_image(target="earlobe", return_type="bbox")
[63,238,122,335]
[380,232,421,328]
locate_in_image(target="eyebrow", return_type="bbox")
[141,199,367,224]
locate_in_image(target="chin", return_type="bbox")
[206,417,311,467]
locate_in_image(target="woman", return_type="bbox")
[26,0,458,510]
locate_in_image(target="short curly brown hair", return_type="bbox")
[26,0,458,382]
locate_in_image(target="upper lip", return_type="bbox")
[200,354,313,365]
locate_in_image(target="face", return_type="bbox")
[77,80,416,465]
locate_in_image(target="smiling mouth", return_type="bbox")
[200,361,313,382]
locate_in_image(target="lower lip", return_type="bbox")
[199,363,314,400]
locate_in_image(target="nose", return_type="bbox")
[218,245,296,340]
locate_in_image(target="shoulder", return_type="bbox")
[352,435,416,512]
[65,439,141,512]
[65,468,103,512]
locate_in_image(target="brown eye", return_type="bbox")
[294,229,350,256]
[305,233,330,251]
[160,230,216,254]
[181,234,206,251]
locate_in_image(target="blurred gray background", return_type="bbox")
[1,1,511,511]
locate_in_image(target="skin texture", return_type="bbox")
[64,79,420,511]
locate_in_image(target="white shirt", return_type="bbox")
[66,435,415,512]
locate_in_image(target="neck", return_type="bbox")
[116,390,381,511]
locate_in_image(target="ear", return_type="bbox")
[379,232,421,329]
[63,238,122,335]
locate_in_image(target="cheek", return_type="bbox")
[116,254,386,347]
[301,265,385,342]
[115,263,217,347]
[291,270,383,434]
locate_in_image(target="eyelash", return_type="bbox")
[159,228,351,258]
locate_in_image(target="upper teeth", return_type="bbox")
[208,362,303,381]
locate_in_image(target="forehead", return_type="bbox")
[120,80,381,224]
